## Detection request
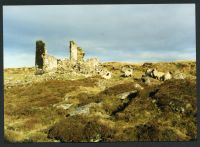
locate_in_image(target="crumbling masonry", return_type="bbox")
[35,40,85,73]
[69,41,78,61]
[35,40,45,69]
[69,41,85,62]
[35,40,112,79]
[35,40,57,73]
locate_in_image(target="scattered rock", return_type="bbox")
[57,104,73,110]
[118,90,138,100]
[71,106,90,116]
[53,104,73,110]
[101,71,112,79]
[69,103,102,116]
[141,75,151,85]
[134,83,144,90]
[121,66,133,77]
[161,72,172,81]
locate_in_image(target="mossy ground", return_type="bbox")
[4,61,197,142]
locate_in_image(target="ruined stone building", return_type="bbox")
[35,40,93,74]
[35,40,111,79]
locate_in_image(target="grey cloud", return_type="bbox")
[3,4,196,67]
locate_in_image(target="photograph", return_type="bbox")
[3,4,197,142]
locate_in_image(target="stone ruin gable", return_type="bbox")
[35,40,45,69]
[35,40,57,73]
[77,47,85,62]
[69,41,78,61]
[69,41,85,62]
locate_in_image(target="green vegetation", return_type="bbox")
[4,61,197,142]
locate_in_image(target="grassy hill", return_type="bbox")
[4,61,197,142]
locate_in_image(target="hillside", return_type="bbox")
[4,61,197,142]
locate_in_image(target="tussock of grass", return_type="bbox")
[48,116,115,142]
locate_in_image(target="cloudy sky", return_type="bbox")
[3,4,196,68]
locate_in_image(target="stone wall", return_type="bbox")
[57,59,74,72]
[69,41,78,61]
[69,41,85,62]
[75,58,99,74]
[35,40,57,73]
[77,47,85,62]
[35,40,45,69]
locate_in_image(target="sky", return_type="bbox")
[3,4,196,68]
